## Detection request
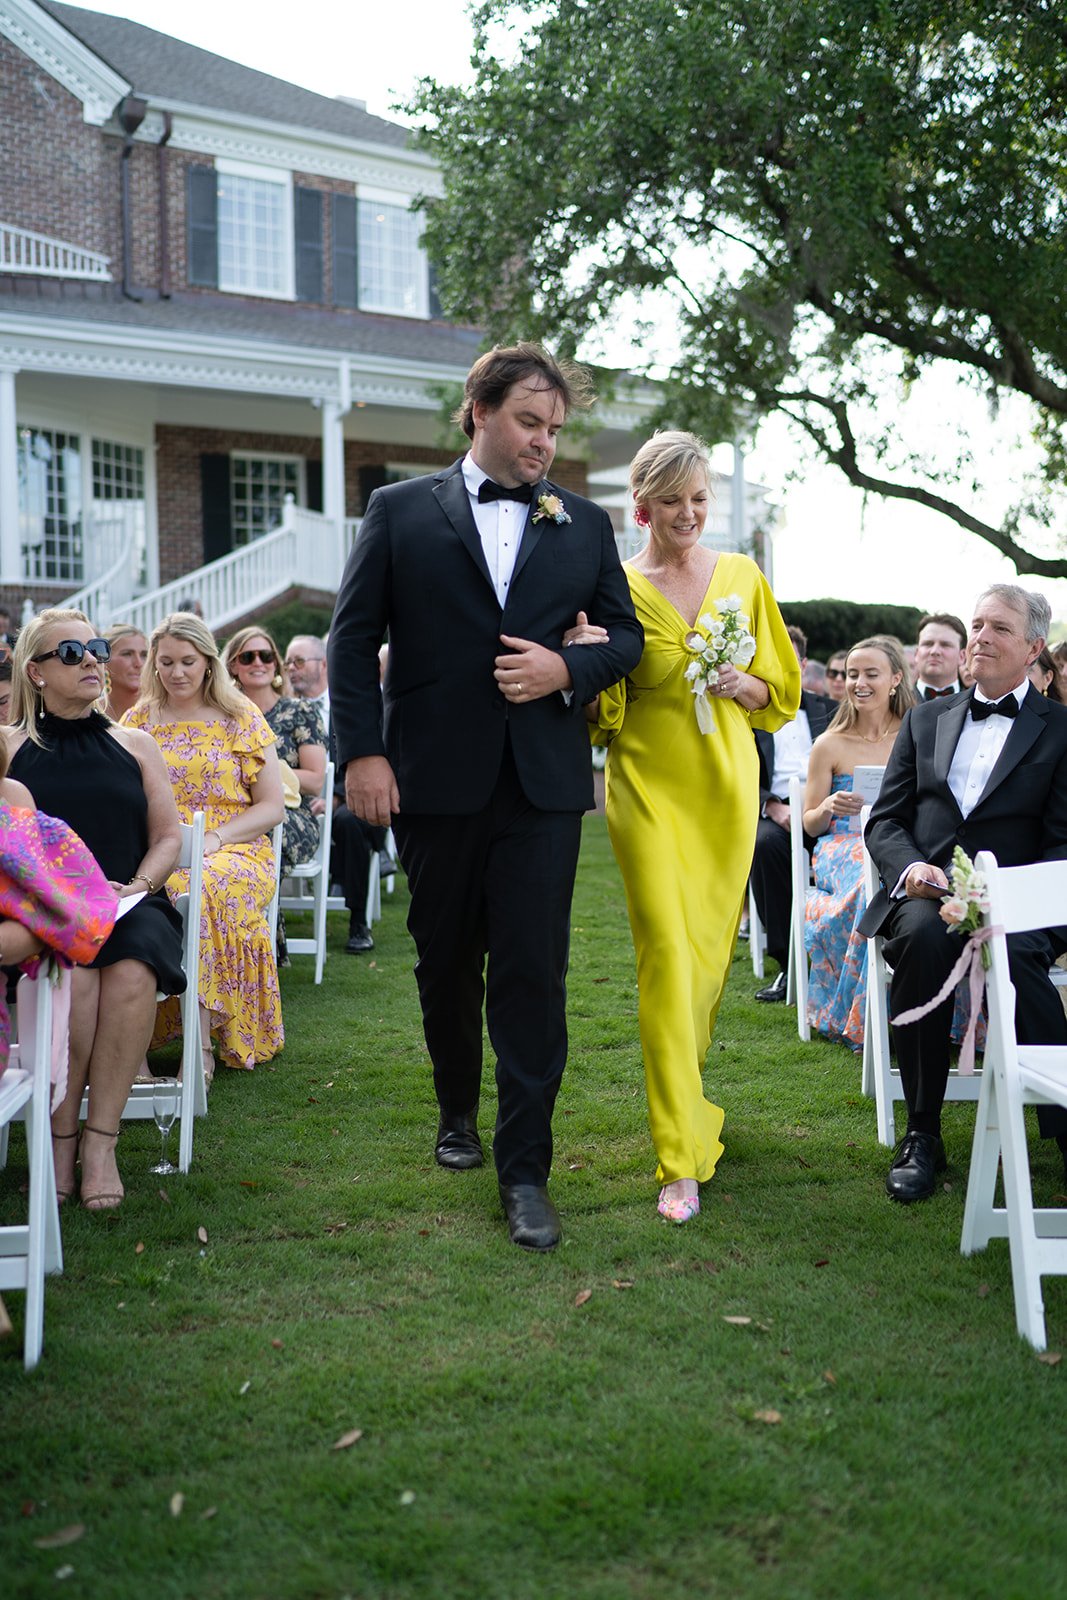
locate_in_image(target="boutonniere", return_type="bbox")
[532,492,571,525]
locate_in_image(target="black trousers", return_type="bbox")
[331,805,385,927]
[884,897,1067,1137]
[392,745,582,1187]
[750,814,816,969]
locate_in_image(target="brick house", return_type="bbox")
[0,0,649,622]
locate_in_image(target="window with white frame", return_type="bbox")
[230,453,305,546]
[92,439,147,588]
[216,160,293,299]
[357,187,429,318]
[17,428,83,583]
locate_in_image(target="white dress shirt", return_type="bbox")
[462,454,526,607]
[768,709,813,802]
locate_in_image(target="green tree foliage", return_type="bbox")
[779,598,924,660]
[410,0,1067,574]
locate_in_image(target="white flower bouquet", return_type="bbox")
[682,595,757,734]
[940,846,992,969]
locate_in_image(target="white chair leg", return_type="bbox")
[960,1065,1002,1256]
[997,1080,1049,1350]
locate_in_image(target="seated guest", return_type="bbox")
[102,624,148,722]
[802,637,913,1046]
[1029,646,1065,703]
[825,650,849,703]
[7,609,184,1209]
[860,585,1067,1201]
[750,624,834,1001]
[802,658,828,695]
[913,612,966,699]
[0,660,12,724]
[223,626,326,874]
[1050,639,1067,700]
[284,635,330,728]
[125,614,285,1076]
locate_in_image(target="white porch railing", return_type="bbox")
[61,505,142,626]
[93,498,359,636]
[0,223,112,281]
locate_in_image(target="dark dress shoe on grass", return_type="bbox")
[755,971,788,1003]
[435,1111,483,1170]
[885,1131,946,1203]
[499,1184,561,1250]
[345,925,374,954]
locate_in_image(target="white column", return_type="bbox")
[0,366,20,586]
[731,439,747,553]
[321,399,345,529]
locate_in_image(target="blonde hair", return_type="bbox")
[103,622,148,649]
[138,612,246,718]
[222,625,284,691]
[11,608,109,747]
[629,430,713,512]
[827,635,915,735]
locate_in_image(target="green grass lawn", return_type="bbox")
[2,817,1066,1600]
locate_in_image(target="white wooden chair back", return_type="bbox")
[265,819,284,945]
[787,775,814,1039]
[87,811,208,1172]
[960,852,1067,1350]
[277,761,334,984]
[0,967,67,1369]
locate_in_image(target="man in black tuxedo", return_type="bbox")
[860,584,1067,1202]
[750,624,835,1000]
[913,611,967,701]
[327,344,643,1250]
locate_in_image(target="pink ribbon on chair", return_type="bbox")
[892,924,1000,1076]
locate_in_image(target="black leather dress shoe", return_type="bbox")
[434,1111,483,1170]
[885,1131,947,1203]
[755,971,788,1003]
[345,925,374,954]
[499,1184,561,1250]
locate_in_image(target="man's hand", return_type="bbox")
[345,755,399,827]
[904,862,949,899]
[765,799,791,831]
[495,635,572,702]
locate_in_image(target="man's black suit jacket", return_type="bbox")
[859,685,1067,937]
[754,690,836,809]
[328,459,644,815]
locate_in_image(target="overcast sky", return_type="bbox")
[77,0,1067,627]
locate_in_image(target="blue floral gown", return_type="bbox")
[804,776,867,1048]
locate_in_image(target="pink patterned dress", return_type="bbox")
[125,702,283,1069]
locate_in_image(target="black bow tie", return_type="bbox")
[971,694,1020,721]
[478,479,533,504]
[923,686,955,700]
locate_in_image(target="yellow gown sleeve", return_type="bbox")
[589,678,626,748]
[744,565,802,734]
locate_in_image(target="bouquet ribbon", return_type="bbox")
[892,923,999,1076]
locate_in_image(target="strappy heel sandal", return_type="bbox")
[79,1124,124,1212]
[52,1129,79,1206]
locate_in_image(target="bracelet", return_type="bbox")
[128,872,157,893]
[208,829,223,851]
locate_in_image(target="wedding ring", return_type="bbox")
[517,682,524,692]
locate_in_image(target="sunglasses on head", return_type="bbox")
[32,638,111,667]
[284,655,322,669]
[235,649,276,667]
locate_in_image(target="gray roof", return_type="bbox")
[0,278,482,369]
[39,0,411,148]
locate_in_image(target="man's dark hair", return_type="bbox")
[454,342,595,439]
[917,612,967,650]
[786,623,808,659]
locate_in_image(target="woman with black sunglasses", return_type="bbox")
[6,609,185,1211]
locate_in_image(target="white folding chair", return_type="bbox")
[278,762,335,983]
[265,819,284,947]
[748,881,767,978]
[0,968,67,1370]
[960,851,1067,1351]
[787,775,814,1038]
[861,816,983,1146]
[83,812,207,1173]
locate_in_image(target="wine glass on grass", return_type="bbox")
[151,1078,179,1175]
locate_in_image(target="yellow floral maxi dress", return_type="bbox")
[594,554,800,1183]
[125,701,284,1069]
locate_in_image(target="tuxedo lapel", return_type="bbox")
[973,687,1048,810]
[432,462,496,597]
[933,695,971,794]
[509,479,547,588]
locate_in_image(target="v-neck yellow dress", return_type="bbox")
[595,553,800,1183]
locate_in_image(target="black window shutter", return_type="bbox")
[187,166,218,288]
[358,465,388,513]
[331,193,357,307]
[200,453,231,562]
[305,459,323,513]
[294,187,324,302]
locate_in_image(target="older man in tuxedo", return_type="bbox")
[328,343,643,1250]
[861,584,1067,1202]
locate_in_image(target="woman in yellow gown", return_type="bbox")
[591,432,799,1222]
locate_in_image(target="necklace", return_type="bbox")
[857,722,893,744]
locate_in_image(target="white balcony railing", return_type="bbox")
[62,505,142,626]
[88,497,358,636]
[0,222,112,281]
